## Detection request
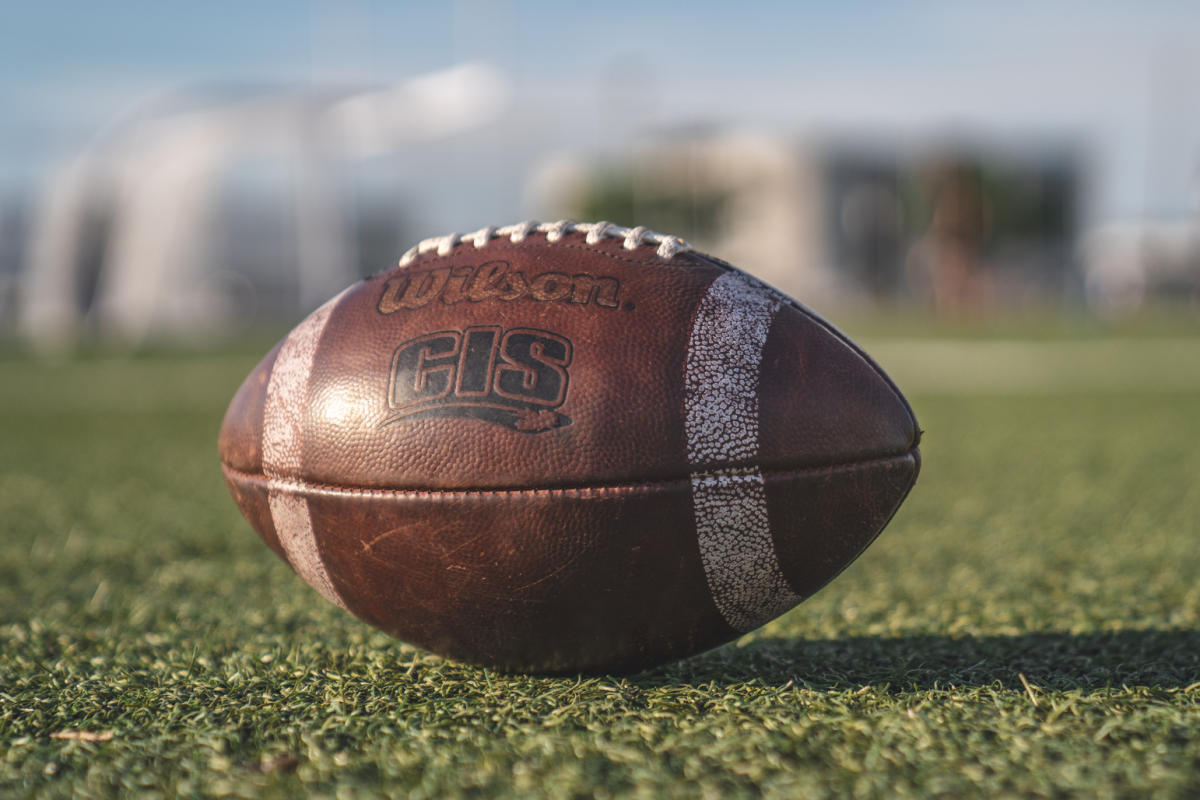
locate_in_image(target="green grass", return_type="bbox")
[836,303,1200,341]
[2,343,1200,798]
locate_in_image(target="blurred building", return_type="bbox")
[1079,221,1200,318]
[0,195,27,336]
[9,63,509,348]
[16,95,1193,347]
[530,130,1083,314]
[528,132,830,304]
[844,143,1081,315]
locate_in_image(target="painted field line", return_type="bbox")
[861,338,1200,395]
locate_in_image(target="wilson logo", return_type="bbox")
[378,261,632,313]
[385,326,573,433]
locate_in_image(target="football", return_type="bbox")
[219,220,921,675]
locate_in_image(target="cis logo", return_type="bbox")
[386,326,573,433]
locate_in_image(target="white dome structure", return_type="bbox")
[19,62,510,347]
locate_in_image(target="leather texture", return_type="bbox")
[219,229,921,674]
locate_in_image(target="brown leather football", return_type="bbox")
[219,221,920,675]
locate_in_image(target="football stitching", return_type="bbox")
[388,240,711,275]
[220,452,916,499]
[398,220,693,267]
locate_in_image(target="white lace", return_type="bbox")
[398,220,693,267]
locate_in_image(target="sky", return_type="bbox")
[2,0,1200,227]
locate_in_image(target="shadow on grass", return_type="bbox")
[651,629,1200,691]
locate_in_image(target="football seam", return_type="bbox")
[220,449,918,499]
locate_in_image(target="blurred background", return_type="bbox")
[2,0,1200,347]
[5,5,1200,793]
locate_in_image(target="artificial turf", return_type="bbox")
[1,340,1199,798]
